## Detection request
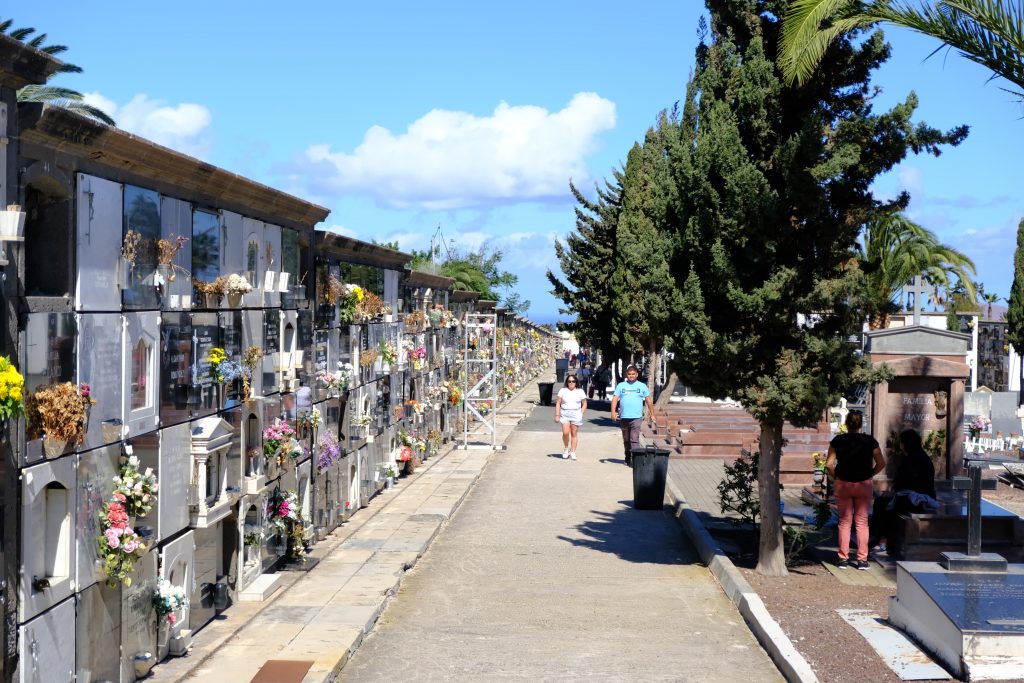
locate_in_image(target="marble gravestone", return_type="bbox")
[889,467,1024,680]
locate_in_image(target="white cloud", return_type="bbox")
[322,224,357,239]
[82,92,213,160]
[297,92,616,210]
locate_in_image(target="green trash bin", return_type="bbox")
[632,445,670,510]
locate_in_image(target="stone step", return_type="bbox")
[238,573,283,602]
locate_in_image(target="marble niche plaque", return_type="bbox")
[77,313,124,451]
[160,312,193,427]
[191,312,221,418]
[23,313,77,459]
[75,446,119,592]
[120,549,157,683]
[262,309,282,395]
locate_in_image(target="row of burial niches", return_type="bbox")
[17,411,329,682]
[24,173,309,312]
[21,308,316,462]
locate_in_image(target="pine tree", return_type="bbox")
[547,173,624,363]
[668,0,966,575]
[1005,220,1024,404]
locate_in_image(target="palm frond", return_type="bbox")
[874,0,1024,94]
[781,0,874,83]
[9,27,34,41]
[16,85,116,126]
[0,20,13,34]
[26,32,46,48]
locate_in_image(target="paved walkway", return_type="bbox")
[341,396,781,681]
[158,380,784,682]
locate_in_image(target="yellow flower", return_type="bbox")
[10,387,21,401]
[353,286,364,302]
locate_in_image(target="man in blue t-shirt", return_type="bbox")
[610,364,654,466]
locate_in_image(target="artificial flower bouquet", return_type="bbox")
[224,273,253,295]
[0,355,25,421]
[379,340,398,366]
[114,455,159,518]
[968,415,992,438]
[316,366,351,394]
[98,498,145,586]
[152,578,188,624]
[339,283,363,323]
[263,418,299,467]
[316,429,341,473]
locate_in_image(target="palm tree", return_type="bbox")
[859,212,976,328]
[780,1,1024,98]
[981,289,1001,319]
[1,19,115,125]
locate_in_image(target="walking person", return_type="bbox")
[578,363,592,396]
[554,374,587,460]
[610,365,654,466]
[825,410,885,570]
[595,363,612,400]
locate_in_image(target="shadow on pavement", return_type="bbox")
[556,506,698,565]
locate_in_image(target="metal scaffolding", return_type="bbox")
[461,312,498,449]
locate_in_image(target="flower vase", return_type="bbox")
[118,257,134,289]
[366,432,375,444]
[383,314,393,323]
[203,292,218,309]
[0,208,26,241]
[43,436,67,458]
[157,263,174,283]
[227,292,242,308]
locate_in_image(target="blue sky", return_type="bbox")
[17,3,1024,324]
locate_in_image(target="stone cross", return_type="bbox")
[905,275,930,326]
[951,466,983,557]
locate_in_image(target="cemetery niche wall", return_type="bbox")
[6,97,555,681]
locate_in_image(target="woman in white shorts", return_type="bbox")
[554,374,587,460]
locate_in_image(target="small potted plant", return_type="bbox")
[25,382,93,457]
[120,229,142,288]
[383,464,398,488]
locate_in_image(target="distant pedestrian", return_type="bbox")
[595,363,612,400]
[578,363,592,395]
[554,374,587,460]
[570,353,578,368]
[826,410,885,570]
[610,365,654,466]
[577,349,588,367]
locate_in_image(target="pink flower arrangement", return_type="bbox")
[97,456,158,586]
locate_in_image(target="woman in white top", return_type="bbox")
[554,374,588,460]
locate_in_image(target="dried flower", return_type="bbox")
[25,382,94,444]
[156,234,188,266]
[121,229,142,263]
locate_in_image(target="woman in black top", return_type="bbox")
[826,410,885,569]
[869,429,937,552]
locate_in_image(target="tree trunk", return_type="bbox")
[647,339,659,396]
[756,420,788,577]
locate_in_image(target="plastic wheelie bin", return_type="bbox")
[632,445,670,510]
[537,382,554,406]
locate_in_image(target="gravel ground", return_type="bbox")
[716,481,1024,683]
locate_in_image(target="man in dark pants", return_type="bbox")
[610,365,654,466]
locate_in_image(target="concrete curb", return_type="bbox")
[666,478,819,683]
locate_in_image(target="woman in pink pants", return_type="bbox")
[826,411,885,570]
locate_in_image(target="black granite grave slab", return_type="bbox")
[908,565,1024,633]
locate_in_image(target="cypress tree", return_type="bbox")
[547,173,624,363]
[613,112,683,392]
[668,0,966,575]
[1005,220,1024,404]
